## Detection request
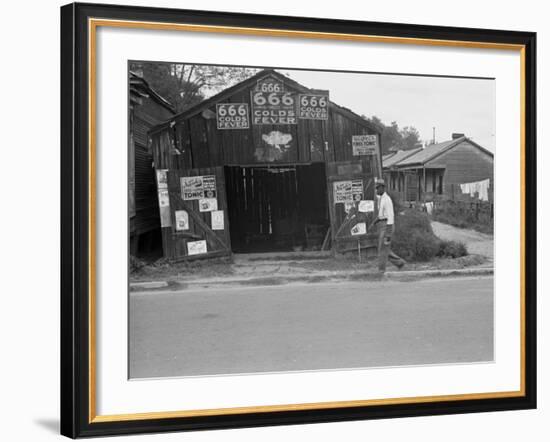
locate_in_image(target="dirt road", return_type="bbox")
[431,221,494,259]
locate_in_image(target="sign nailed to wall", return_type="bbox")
[187,240,207,256]
[352,134,378,156]
[175,210,189,231]
[333,179,364,204]
[181,175,217,200]
[255,76,285,93]
[252,78,297,125]
[216,103,249,129]
[298,93,329,120]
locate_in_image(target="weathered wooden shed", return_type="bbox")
[148,69,383,261]
[129,72,175,256]
[383,134,494,202]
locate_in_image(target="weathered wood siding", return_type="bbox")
[160,167,232,262]
[149,84,380,171]
[131,102,174,236]
[427,140,493,197]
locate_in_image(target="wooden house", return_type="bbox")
[129,72,175,256]
[382,134,494,202]
[148,69,384,261]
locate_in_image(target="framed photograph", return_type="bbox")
[60,2,536,438]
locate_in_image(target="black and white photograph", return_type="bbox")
[128,62,495,379]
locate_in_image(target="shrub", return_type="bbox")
[129,255,146,273]
[437,240,468,258]
[392,210,441,262]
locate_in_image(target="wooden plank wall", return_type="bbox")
[326,159,379,253]
[150,83,380,170]
[160,166,232,261]
[427,140,494,199]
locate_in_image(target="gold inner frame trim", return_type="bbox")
[88,17,527,424]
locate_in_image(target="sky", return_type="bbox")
[276,68,496,152]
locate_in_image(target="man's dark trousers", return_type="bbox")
[377,220,405,272]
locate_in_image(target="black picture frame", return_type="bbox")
[60,2,537,438]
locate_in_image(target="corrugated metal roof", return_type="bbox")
[396,138,464,166]
[383,148,423,168]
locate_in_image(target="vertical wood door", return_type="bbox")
[326,158,379,253]
[158,166,232,261]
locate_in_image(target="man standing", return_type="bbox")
[374,179,405,273]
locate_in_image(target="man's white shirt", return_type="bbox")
[377,192,395,225]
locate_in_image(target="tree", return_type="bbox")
[399,126,422,150]
[129,62,260,113]
[364,115,422,154]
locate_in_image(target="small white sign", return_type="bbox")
[158,190,170,207]
[352,134,378,156]
[156,169,168,189]
[358,200,375,213]
[199,198,218,212]
[187,240,207,256]
[175,210,189,231]
[211,210,224,230]
[351,222,367,236]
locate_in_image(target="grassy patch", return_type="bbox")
[432,205,493,234]
[130,255,234,281]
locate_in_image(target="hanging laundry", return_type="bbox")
[459,179,490,201]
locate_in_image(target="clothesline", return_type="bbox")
[459,178,490,201]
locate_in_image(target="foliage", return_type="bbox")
[437,240,468,258]
[392,210,441,262]
[363,115,422,154]
[432,201,494,234]
[391,209,469,262]
[130,62,260,113]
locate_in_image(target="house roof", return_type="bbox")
[383,148,423,168]
[391,136,494,168]
[149,68,382,135]
[129,71,175,114]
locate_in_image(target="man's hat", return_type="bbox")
[375,178,386,188]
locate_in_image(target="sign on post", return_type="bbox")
[352,134,378,156]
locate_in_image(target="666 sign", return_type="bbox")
[251,90,297,125]
[299,93,329,120]
[216,103,250,130]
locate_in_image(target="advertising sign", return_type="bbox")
[333,181,352,203]
[156,169,168,189]
[158,189,170,207]
[216,103,249,129]
[255,76,285,92]
[251,78,297,125]
[181,175,217,200]
[198,198,218,213]
[351,222,367,236]
[211,210,224,230]
[298,93,329,120]
[157,189,171,227]
[175,210,189,231]
[351,179,364,201]
[352,134,378,156]
[358,200,375,213]
[187,240,207,256]
[202,175,217,198]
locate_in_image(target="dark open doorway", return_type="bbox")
[225,163,329,253]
